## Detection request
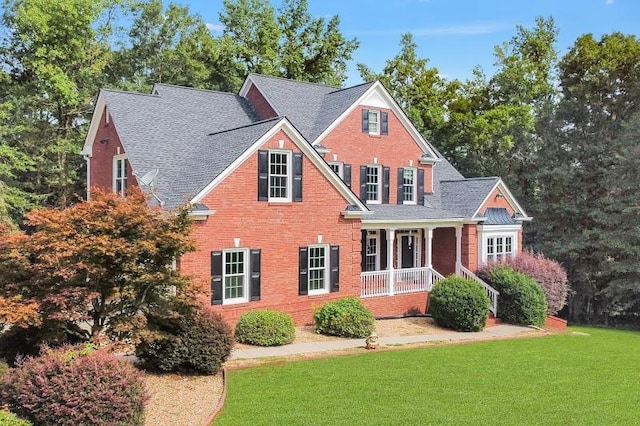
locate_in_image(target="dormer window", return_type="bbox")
[113,154,128,196]
[361,109,388,136]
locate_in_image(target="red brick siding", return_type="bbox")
[321,106,434,202]
[179,129,362,325]
[362,292,429,318]
[479,187,515,215]
[89,107,136,195]
[245,84,277,120]
[432,227,456,276]
[462,224,478,272]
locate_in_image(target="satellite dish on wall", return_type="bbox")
[138,169,159,188]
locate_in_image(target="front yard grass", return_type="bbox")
[215,327,640,425]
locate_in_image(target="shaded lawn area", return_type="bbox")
[215,327,640,425]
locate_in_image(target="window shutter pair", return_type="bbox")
[361,109,389,135]
[210,249,261,304]
[396,167,425,204]
[298,245,340,295]
[359,165,390,203]
[257,150,303,202]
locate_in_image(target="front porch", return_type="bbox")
[359,226,499,315]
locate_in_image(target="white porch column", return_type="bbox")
[423,227,433,268]
[387,228,395,295]
[455,226,463,275]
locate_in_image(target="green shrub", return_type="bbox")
[136,307,233,375]
[235,310,296,346]
[0,410,32,426]
[478,265,548,326]
[430,276,490,332]
[314,297,375,338]
[0,345,146,426]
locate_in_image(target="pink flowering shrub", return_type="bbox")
[0,345,147,426]
[480,250,568,316]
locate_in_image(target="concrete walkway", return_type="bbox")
[230,324,537,360]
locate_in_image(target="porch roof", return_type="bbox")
[362,204,464,223]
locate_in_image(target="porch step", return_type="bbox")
[486,314,502,327]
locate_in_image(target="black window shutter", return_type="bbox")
[258,150,268,201]
[381,112,388,135]
[380,230,388,270]
[211,251,223,305]
[250,249,261,301]
[397,168,404,205]
[344,164,352,189]
[361,230,367,271]
[359,165,367,200]
[417,168,425,205]
[293,152,303,202]
[298,247,308,295]
[382,166,390,204]
[330,245,340,292]
[362,109,369,133]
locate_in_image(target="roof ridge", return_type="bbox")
[207,116,282,136]
[152,83,243,97]
[327,81,374,95]
[248,72,342,90]
[441,177,500,183]
[101,88,159,98]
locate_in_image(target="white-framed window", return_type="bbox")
[223,248,249,304]
[269,150,291,201]
[329,161,344,179]
[403,167,417,204]
[478,225,520,265]
[113,154,128,196]
[368,110,380,135]
[365,230,379,272]
[308,244,329,295]
[366,165,382,204]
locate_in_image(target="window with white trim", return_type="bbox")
[329,161,344,179]
[365,231,379,272]
[478,226,519,265]
[368,110,380,135]
[308,245,329,295]
[403,168,416,204]
[223,249,249,303]
[269,150,291,201]
[366,165,381,203]
[113,154,128,196]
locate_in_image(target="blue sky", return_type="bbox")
[178,0,640,86]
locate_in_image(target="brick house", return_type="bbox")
[82,74,530,325]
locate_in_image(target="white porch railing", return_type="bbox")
[459,265,499,316]
[361,267,445,298]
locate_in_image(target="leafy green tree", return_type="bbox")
[0,0,126,214]
[0,188,196,342]
[533,32,640,324]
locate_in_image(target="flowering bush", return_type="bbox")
[0,345,147,426]
[482,251,568,316]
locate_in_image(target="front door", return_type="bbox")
[401,235,415,269]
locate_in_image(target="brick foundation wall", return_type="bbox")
[362,292,430,318]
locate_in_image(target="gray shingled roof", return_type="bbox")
[247,73,374,141]
[365,204,464,221]
[102,85,268,208]
[440,177,499,218]
[480,207,517,225]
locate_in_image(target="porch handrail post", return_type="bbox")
[455,226,463,275]
[387,228,395,296]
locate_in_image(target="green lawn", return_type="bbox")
[215,327,640,425]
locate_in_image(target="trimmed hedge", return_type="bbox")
[0,410,32,426]
[314,297,375,338]
[0,345,146,426]
[235,310,295,346]
[430,276,490,332]
[479,265,547,326]
[136,307,233,375]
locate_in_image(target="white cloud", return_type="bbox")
[206,22,224,33]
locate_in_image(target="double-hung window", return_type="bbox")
[403,168,416,204]
[368,110,380,135]
[362,109,388,135]
[269,150,290,201]
[365,231,379,272]
[365,165,381,203]
[329,162,344,179]
[308,245,328,295]
[113,154,128,196]
[223,249,249,303]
